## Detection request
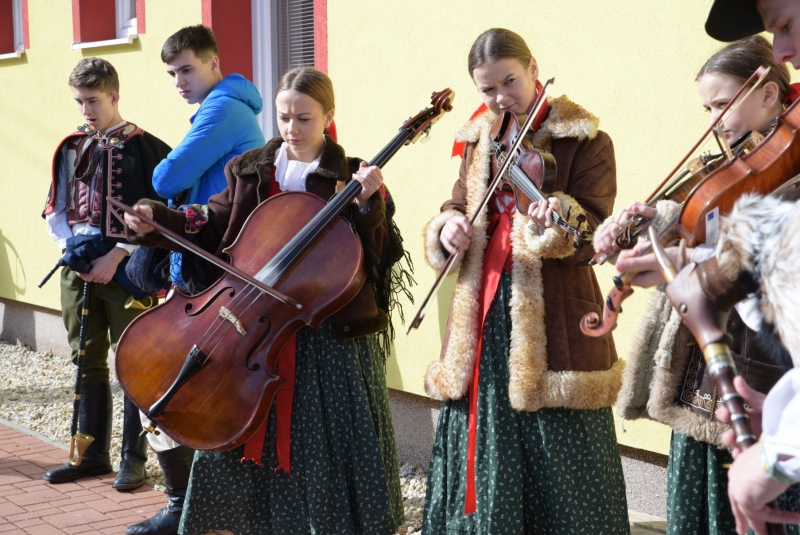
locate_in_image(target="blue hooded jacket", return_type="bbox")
[152,73,266,205]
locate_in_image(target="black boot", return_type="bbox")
[44,381,113,483]
[126,446,194,535]
[113,396,148,490]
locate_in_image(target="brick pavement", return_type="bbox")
[0,421,667,535]
[0,422,169,535]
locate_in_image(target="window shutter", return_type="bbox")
[276,0,314,79]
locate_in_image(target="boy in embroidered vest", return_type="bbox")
[41,58,170,490]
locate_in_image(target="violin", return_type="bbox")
[489,110,592,249]
[600,129,768,261]
[113,89,455,450]
[591,68,774,266]
[581,91,800,338]
[407,79,555,332]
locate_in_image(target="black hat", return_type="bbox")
[705,0,765,42]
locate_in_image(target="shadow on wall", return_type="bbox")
[384,272,457,389]
[0,227,34,345]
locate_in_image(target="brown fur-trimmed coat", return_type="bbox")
[423,96,623,412]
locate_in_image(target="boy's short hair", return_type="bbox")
[161,25,219,64]
[68,57,120,93]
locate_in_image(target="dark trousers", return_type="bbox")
[60,267,143,383]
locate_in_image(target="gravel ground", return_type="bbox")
[0,340,426,534]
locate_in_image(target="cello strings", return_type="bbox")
[195,127,417,358]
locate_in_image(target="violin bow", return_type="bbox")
[591,66,772,265]
[406,78,554,333]
[107,197,302,310]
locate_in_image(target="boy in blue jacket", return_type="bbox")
[124,25,264,535]
[155,24,265,293]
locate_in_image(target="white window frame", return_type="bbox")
[0,0,25,59]
[71,0,138,50]
[115,0,137,39]
[252,0,279,138]
[252,0,316,138]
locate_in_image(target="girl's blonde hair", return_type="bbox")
[276,67,335,113]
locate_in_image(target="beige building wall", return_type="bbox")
[1,1,790,458]
[326,1,792,455]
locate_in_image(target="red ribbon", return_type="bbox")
[460,92,548,514]
[241,336,296,472]
[325,119,338,142]
[464,210,512,515]
[786,83,800,105]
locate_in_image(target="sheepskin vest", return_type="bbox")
[424,96,624,412]
[614,200,790,447]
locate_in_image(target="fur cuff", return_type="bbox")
[719,194,800,367]
[521,192,587,259]
[424,209,464,271]
[510,360,625,412]
[651,199,681,232]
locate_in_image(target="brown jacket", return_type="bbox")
[128,136,398,340]
[423,96,623,412]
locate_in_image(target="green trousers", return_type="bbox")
[60,267,143,384]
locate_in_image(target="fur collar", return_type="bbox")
[229,135,347,179]
[454,95,600,151]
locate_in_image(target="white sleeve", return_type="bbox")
[45,145,73,252]
[760,369,800,482]
[115,243,137,254]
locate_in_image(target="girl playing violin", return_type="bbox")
[420,28,629,534]
[595,35,800,535]
[124,67,405,535]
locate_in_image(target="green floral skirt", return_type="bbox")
[179,320,404,535]
[422,273,629,534]
[667,431,800,535]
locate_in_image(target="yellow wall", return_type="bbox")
[326,1,775,455]
[2,1,786,456]
[0,1,202,310]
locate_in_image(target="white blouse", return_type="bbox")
[274,142,322,192]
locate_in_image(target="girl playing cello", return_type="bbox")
[124,67,406,535]
[421,28,629,534]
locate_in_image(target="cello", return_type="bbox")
[112,89,454,451]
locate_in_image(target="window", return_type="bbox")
[0,0,27,59]
[116,0,137,39]
[72,0,140,49]
[252,0,317,137]
[276,0,314,77]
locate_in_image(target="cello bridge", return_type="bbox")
[219,306,247,336]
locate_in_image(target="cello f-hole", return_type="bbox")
[244,320,272,372]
